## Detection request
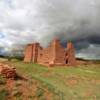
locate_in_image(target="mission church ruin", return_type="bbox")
[24,39,77,66]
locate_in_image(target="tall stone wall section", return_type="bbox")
[37,45,53,66]
[32,43,40,63]
[24,43,42,63]
[66,42,76,65]
[50,39,66,65]
[24,44,33,62]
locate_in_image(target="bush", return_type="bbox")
[36,87,44,97]
[0,89,9,100]
[0,76,6,85]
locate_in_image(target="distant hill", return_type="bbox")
[76,57,100,64]
[0,55,5,58]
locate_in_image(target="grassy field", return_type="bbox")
[0,60,100,100]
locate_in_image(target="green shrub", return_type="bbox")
[36,87,44,97]
[0,76,6,85]
[0,89,9,100]
[13,91,22,97]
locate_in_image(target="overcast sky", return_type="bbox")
[0,0,100,59]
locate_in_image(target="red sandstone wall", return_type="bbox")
[37,45,53,65]
[50,39,66,65]
[24,39,76,66]
[37,39,66,66]
[24,44,33,62]
[24,43,41,63]
[66,42,76,65]
[32,43,40,63]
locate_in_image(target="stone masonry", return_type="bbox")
[0,63,17,79]
[24,39,76,66]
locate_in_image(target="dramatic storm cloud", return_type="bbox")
[0,0,100,59]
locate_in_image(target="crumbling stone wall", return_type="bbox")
[37,46,52,65]
[37,39,66,66]
[24,44,33,62]
[32,43,40,63]
[24,43,41,63]
[24,39,76,66]
[66,42,76,65]
[49,39,66,65]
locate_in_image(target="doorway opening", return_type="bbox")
[66,59,68,64]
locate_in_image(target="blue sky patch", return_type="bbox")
[0,32,5,39]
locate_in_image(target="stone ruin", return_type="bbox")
[0,63,17,79]
[24,39,77,66]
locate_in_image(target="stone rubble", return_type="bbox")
[0,63,17,79]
